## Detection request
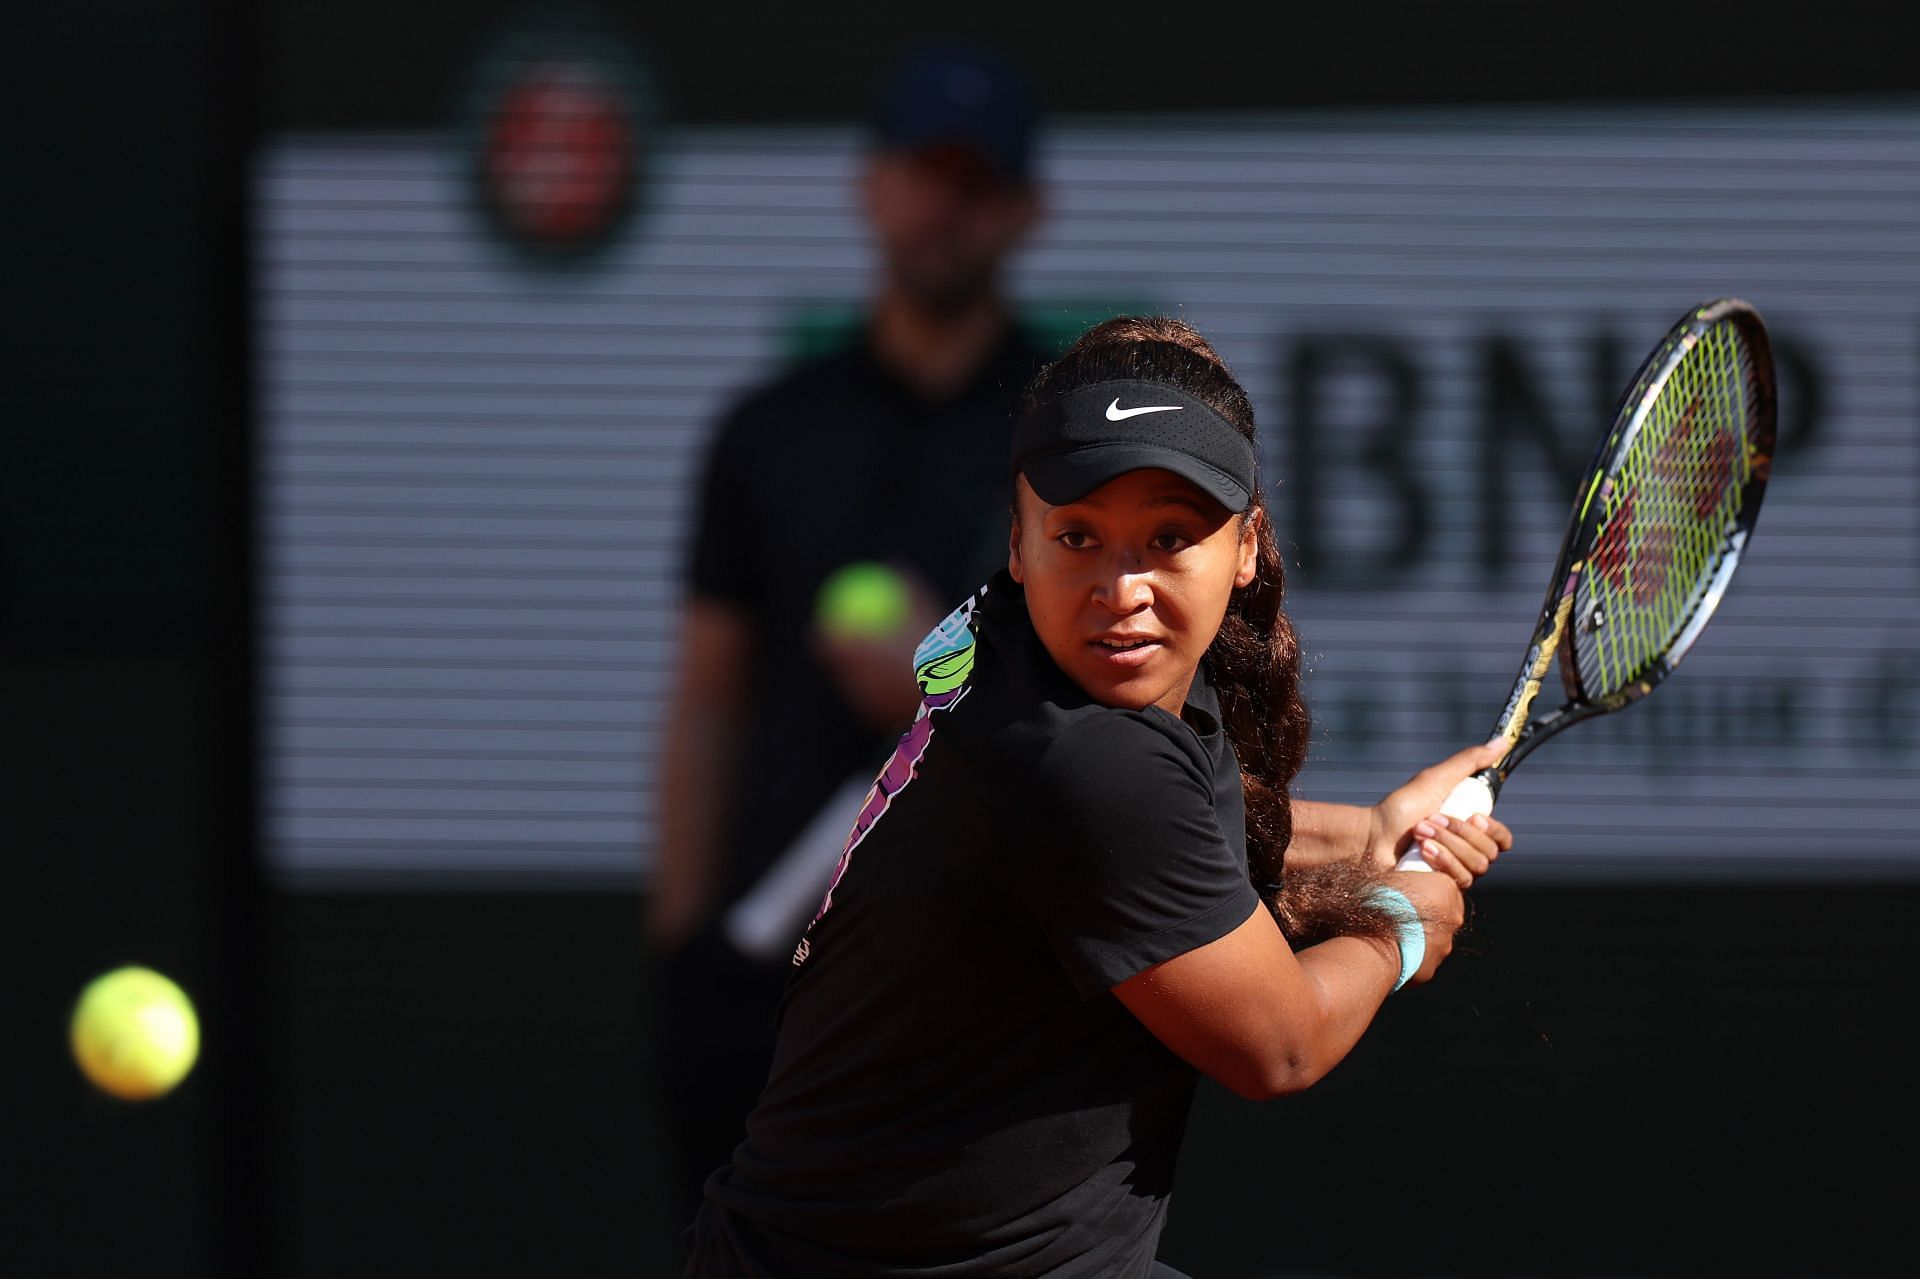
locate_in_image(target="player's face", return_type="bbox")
[863,146,1038,311]
[1010,470,1259,716]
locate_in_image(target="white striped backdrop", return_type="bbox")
[257,99,1920,886]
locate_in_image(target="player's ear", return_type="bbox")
[1233,508,1261,589]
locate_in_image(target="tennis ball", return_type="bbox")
[70,965,200,1101]
[815,561,911,640]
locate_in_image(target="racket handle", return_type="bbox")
[1393,772,1497,872]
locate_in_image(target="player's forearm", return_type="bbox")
[1201,934,1401,1100]
[1122,907,1402,1102]
[1286,799,1372,868]
[1261,934,1402,1092]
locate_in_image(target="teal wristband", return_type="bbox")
[1367,886,1425,992]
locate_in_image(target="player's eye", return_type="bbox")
[1149,532,1193,553]
[1055,530,1096,550]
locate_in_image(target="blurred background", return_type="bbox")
[10,1,1919,1275]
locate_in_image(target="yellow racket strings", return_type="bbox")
[1577,321,1755,697]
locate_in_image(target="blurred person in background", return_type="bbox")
[647,41,1050,1236]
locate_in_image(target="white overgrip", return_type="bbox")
[1394,774,1496,872]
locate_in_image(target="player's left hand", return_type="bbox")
[1364,741,1514,887]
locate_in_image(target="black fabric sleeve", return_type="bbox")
[685,406,765,612]
[1021,715,1261,998]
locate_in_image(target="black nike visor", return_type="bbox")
[1010,379,1256,512]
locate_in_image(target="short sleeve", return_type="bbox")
[685,407,764,612]
[1021,715,1261,998]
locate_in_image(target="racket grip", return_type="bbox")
[1393,772,1497,872]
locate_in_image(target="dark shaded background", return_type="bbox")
[268,0,1913,128]
[8,2,1917,1276]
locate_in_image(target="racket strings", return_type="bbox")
[1575,321,1756,698]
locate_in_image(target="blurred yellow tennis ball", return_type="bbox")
[70,965,200,1101]
[815,561,910,639]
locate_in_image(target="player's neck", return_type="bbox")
[868,287,1009,402]
[1154,668,1198,720]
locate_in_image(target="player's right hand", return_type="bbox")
[1366,740,1514,886]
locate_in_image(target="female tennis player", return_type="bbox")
[681,316,1513,1278]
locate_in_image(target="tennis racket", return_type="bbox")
[1398,297,1776,870]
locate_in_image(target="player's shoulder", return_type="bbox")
[1031,706,1208,793]
[962,695,1205,819]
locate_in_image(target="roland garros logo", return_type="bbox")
[462,20,657,267]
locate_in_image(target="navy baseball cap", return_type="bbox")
[869,43,1040,184]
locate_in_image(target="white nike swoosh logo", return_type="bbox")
[1105,398,1185,421]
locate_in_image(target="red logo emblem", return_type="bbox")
[462,19,657,267]
[482,64,634,248]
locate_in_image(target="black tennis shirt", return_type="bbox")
[685,572,1262,1277]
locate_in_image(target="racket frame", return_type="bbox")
[1473,297,1776,802]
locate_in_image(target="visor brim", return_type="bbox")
[1020,443,1251,512]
